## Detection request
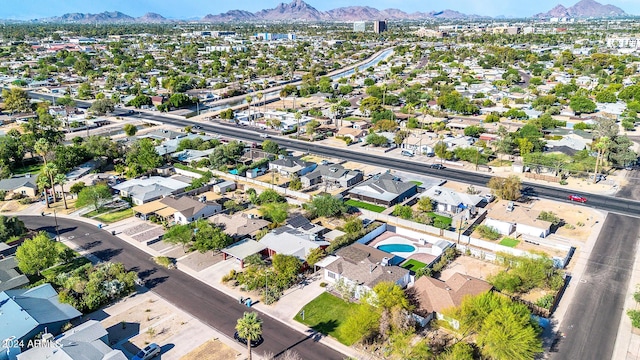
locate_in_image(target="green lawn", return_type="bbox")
[84,207,111,217]
[401,259,427,271]
[294,292,358,345]
[13,163,44,175]
[345,199,386,213]
[499,238,520,248]
[428,213,453,228]
[410,181,423,187]
[93,208,134,223]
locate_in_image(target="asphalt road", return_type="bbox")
[551,213,640,360]
[20,216,344,360]
[132,117,640,218]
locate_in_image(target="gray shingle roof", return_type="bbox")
[0,175,38,192]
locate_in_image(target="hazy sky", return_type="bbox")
[1,0,638,19]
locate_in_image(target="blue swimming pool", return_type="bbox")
[377,244,416,253]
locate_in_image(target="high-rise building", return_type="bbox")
[353,21,366,32]
[374,20,387,34]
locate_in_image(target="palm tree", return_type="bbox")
[256,92,263,117]
[235,312,263,360]
[245,96,253,124]
[37,176,51,208]
[420,105,429,129]
[593,136,610,184]
[41,163,58,204]
[294,111,302,140]
[54,174,68,209]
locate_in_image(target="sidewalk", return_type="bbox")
[612,237,640,360]
[33,211,368,360]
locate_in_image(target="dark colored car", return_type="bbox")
[429,164,444,169]
[568,194,587,203]
[234,332,263,347]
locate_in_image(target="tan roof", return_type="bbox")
[160,196,209,218]
[337,127,366,137]
[155,206,176,218]
[209,213,269,238]
[414,273,493,313]
[487,200,552,229]
[132,200,168,215]
[335,242,390,264]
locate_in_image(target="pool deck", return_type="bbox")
[368,231,437,265]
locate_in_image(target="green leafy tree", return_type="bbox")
[76,184,112,211]
[2,87,30,113]
[306,247,326,266]
[477,306,543,360]
[192,222,233,253]
[435,141,453,161]
[343,217,363,234]
[259,202,288,226]
[261,140,280,154]
[235,312,263,360]
[487,175,521,201]
[392,205,413,220]
[126,138,163,177]
[437,342,475,360]
[16,232,59,275]
[595,90,617,103]
[569,96,597,114]
[339,303,381,345]
[373,282,412,311]
[163,224,193,251]
[305,194,346,218]
[288,174,302,190]
[256,189,285,204]
[386,330,431,360]
[127,95,152,108]
[366,133,389,147]
[123,124,137,137]
[464,125,485,137]
[0,215,27,243]
[89,99,114,115]
[417,197,433,213]
[69,182,86,197]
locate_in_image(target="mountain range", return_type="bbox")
[25,0,630,24]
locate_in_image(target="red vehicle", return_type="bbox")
[568,194,587,203]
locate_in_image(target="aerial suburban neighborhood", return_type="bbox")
[1,0,640,359]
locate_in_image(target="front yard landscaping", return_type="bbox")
[93,208,134,223]
[499,237,520,248]
[294,292,358,345]
[345,199,386,213]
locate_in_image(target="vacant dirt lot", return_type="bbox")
[440,255,504,282]
[180,339,240,360]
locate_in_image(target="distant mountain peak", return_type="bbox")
[536,0,626,18]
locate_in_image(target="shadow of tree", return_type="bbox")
[92,248,123,261]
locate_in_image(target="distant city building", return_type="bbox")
[373,20,387,34]
[353,21,366,32]
[255,33,296,41]
[606,36,640,49]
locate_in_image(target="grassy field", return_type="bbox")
[401,259,427,272]
[428,213,453,228]
[294,292,358,345]
[499,238,520,247]
[93,208,134,223]
[13,163,44,175]
[345,199,386,213]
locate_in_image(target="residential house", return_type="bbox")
[0,256,28,292]
[209,212,270,240]
[16,320,127,360]
[484,201,552,238]
[113,176,190,205]
[348,173,417,206]
[0,284,82,360]
[336,127,367,143]
[171,149,215,164]
[138,129,186,141]
[155,134,213,156]
[0,174,39,198]
[269,156,317,177]
[159,195,222,224]
[413,273,493,327]
[321,243,411,299]
[301,164,363,188]
[259,225,330,262]
[420,186,484,217]
[213,180,236,194]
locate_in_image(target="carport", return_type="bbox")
[221,239,267,268]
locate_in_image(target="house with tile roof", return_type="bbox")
[209,212,269,240]
[301,164,363,189]
[159,195,222,225]
[0,284,82,360]
[348,173,417,206]
[484,200,552,238]
[321,243,410,299]
[259,225,329,262]
[16,320,127,360]
[112,176,190,205]
[413,272,493,328]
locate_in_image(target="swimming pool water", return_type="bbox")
[377,244,416,253]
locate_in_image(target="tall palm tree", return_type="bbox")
[245,95,253,124]
[41,163,59,203]
[37,176,51,208]
[593,136,610,184]
[256,92,264,117]
[294,111,302,139]
[235,312,263,360]
[54,174,68,209]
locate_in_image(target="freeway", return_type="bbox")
[124,112,640,218]
[20,216,344,360]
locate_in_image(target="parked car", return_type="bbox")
[484,194,495,203]
[568,194,587,203]
[401,150,414,157]
[260,133,270,138]
[429,164,445,169]
[234,332,263,347]
[132,343,161,360]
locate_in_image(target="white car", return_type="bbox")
[260,134,270,138]
[132,343,161,360]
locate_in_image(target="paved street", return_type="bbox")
[552,213,640,360]
[20,216,344,360]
